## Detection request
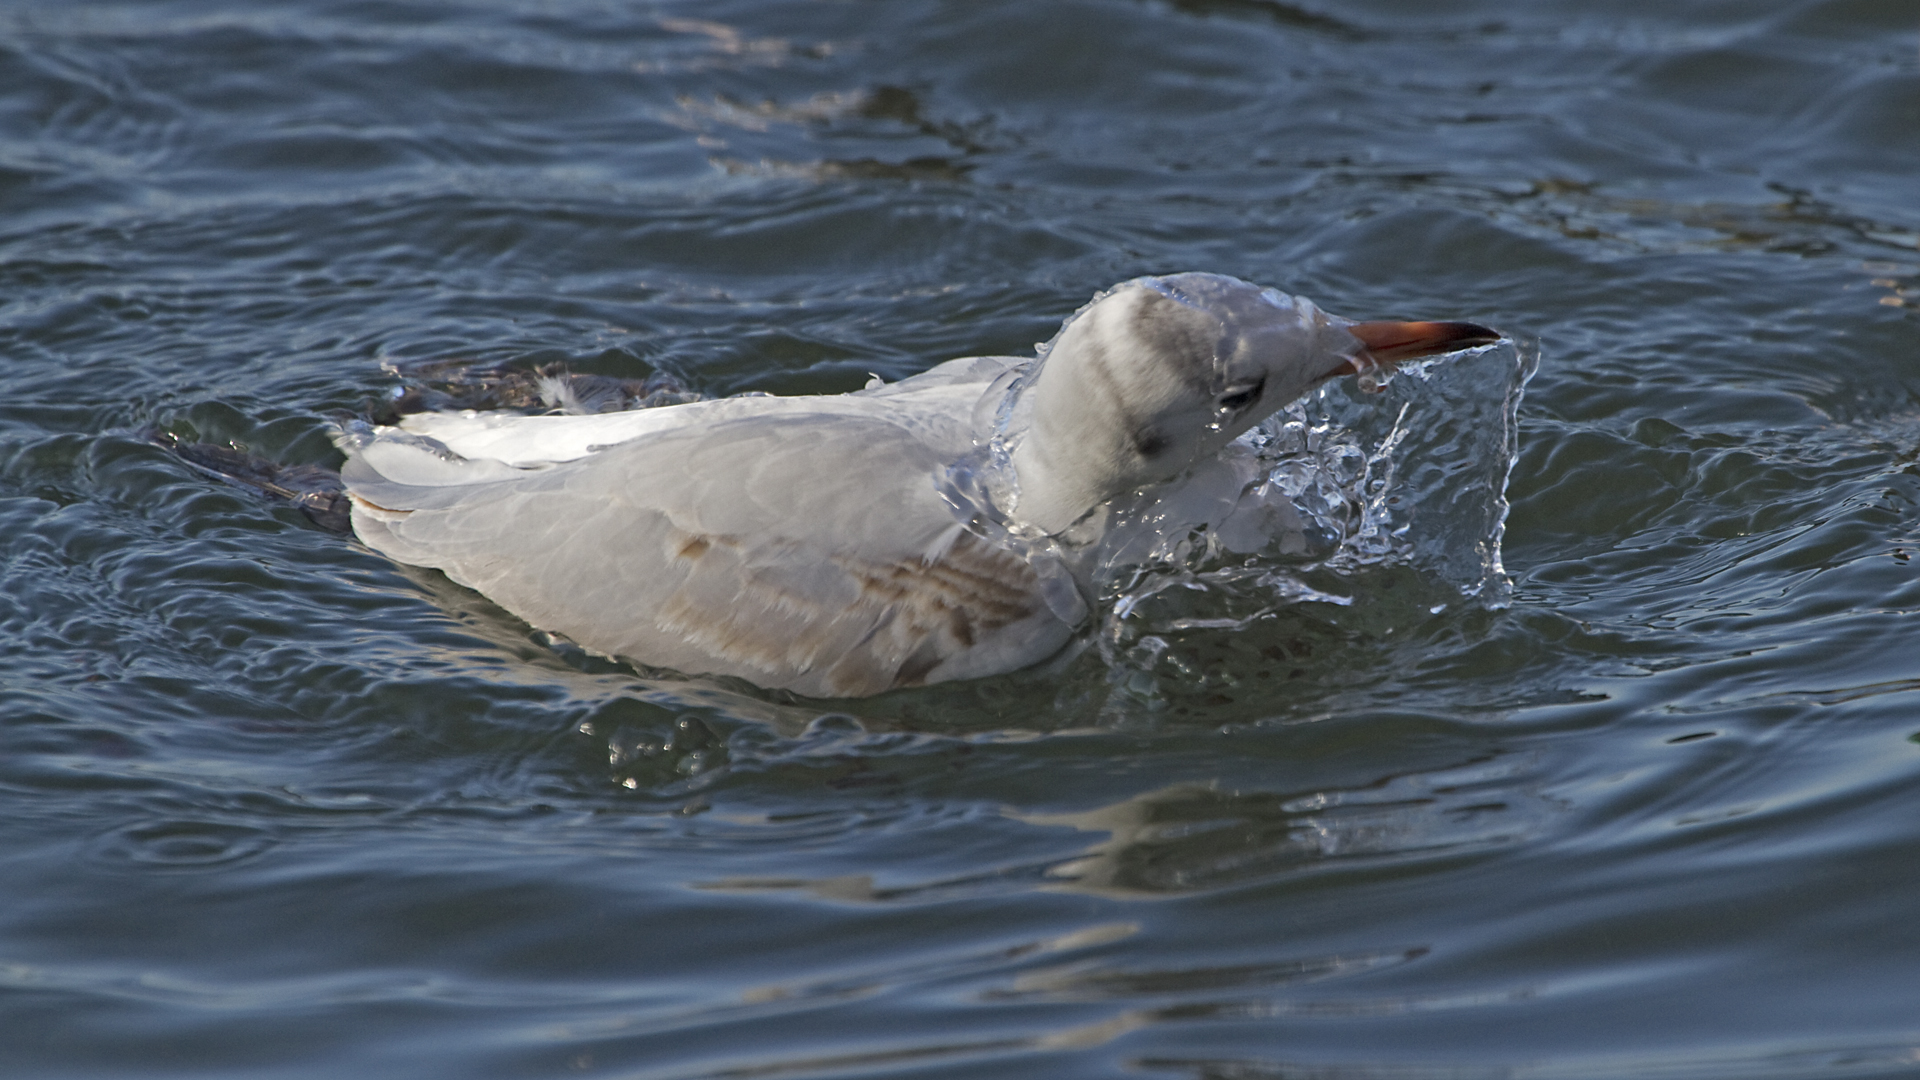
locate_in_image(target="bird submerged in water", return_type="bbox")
[335,273,1497,697]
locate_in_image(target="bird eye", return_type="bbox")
[1217,379,1264,412]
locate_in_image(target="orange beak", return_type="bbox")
[1326,320,1502,378]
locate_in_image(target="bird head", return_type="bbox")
[1006,273,1499,535]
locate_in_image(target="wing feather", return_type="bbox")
[343,405,1075,696]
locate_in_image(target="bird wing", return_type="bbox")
[342,405,1075,697]
[389,353,1022,467]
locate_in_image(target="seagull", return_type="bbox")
[337,273,1497,697]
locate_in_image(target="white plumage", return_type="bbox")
[338,273,1496,697]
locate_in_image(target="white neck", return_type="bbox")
[1000,288,1203,536]
[1006,429,1108,536]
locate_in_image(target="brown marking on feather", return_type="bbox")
[666,528,738,563]
[837,531,1045,692]
[651,528,1051,697]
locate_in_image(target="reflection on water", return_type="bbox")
[1021,752,1551,898]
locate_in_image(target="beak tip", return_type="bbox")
[1346,319,1503,365]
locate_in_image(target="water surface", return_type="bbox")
[4,1,1920,1077]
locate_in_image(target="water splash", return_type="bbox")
[1095,337,1538,685]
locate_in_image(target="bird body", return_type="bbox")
[339,274,1496,697]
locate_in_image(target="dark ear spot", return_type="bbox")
[1130,290,1217,391]
[1131,426,1170,458]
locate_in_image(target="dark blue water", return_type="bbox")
[4,1,1920,1077]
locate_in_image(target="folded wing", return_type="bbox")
[342,408,1076,697]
